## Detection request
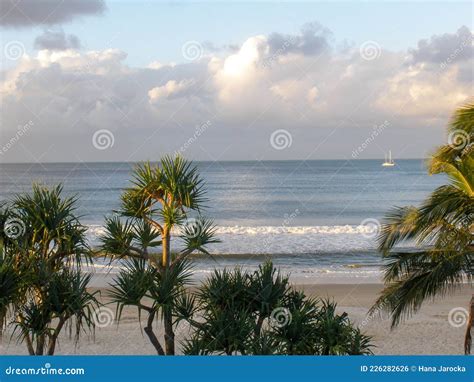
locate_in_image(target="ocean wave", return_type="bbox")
[213,225,378,235]
[86,224,378,237]
[85,223,388,255]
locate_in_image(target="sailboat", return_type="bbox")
[382,150,395,167]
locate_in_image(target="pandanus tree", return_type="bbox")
[0,185,99,355]
[183,262,290,355]
[183,261,373,355]
[0,248,20,342]
[371,102,474,353]
[100,156,218,355]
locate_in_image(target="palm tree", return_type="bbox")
[371,102,474,353]
[100,156,218,355]
[0,185,98,355]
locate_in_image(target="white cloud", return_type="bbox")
[376,64,470,117]
[307,86,319,105]
[148,80,194,103]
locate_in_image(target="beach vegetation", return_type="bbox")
[372,102,474,354]
[100,155,218,355]
[182,261,373,355]
[0,185,98,355]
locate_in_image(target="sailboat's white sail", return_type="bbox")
[382,150,395,167]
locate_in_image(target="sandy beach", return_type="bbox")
[2,283,471,355]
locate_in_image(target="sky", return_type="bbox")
[0,0,473,163]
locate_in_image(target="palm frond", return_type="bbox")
[372,249,472,327]
[374,101,474,332]
[449,101,474,136]
[179,216,220,256]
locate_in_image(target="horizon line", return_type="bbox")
[0,158,429,165]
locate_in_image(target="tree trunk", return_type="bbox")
[25,334,35,355]
[47,318,66,355]
[464,294,474,354]
[163,310,175,355]
[18,314,35,355]
[143,311,165,355]
[162,230,171,268]
[35,334,45,355]
[159,224,175,354]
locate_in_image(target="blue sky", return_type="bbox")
[3,1,472,67]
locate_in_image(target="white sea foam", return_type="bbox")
[213,225,377,235]
[81,222,388,286]
[84,223,386,284]
[87,224,377,238]
[87,224,107,239]
[86,224,381,253]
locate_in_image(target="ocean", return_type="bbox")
[0,160,444,283]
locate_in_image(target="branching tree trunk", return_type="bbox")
[25,334,35,356]
[143,311,165,355]
[47,317,66,355]
[102,158,219,356]
[464,295,474,354]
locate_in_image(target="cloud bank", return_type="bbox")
[0,24,472,162]
[0,0,105,28]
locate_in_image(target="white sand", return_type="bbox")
[1,284,472,355]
